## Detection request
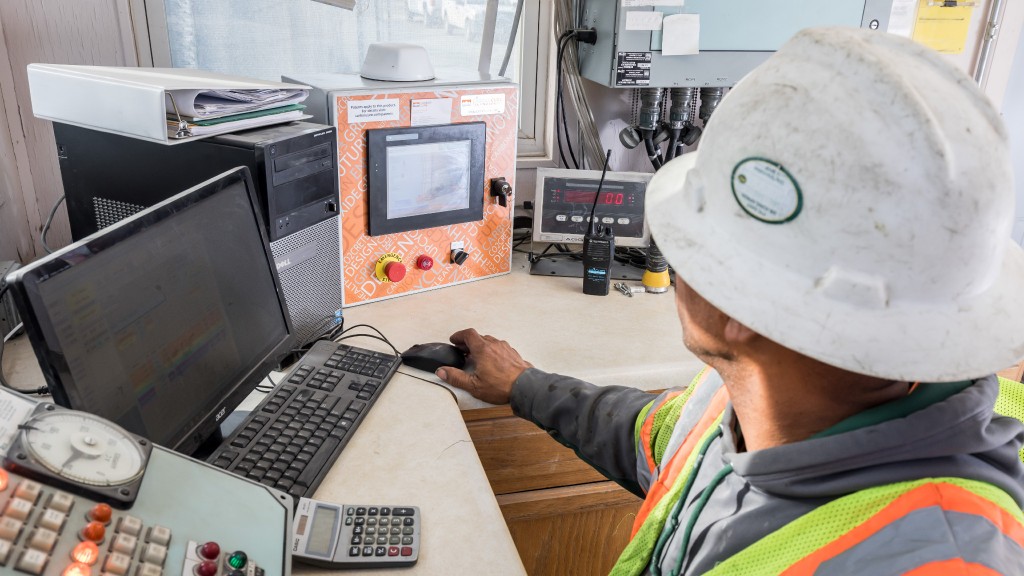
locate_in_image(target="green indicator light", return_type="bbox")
[227,551,248,569]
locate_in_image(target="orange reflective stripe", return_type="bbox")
[639,390,686,475]
[782,482,1024,575]
[901,559,1003,576]
[631,386,730,537]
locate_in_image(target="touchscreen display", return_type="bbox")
[385,140,472,219]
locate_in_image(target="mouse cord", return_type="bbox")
[334,324,402,358]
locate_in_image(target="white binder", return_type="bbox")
[27,64,312,145]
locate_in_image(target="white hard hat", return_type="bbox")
[646,27,1024,382]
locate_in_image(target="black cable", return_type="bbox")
[0,284,48,396]
[335,333,402,358]
[40,194,66,255]
[556,31,580,169]
[336,323,402,357]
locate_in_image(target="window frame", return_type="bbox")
[132,0,554,165]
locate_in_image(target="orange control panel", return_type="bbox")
[291,72,519,307]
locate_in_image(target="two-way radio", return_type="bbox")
[582,151,615,296]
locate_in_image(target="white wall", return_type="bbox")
[1005,30,1024,244]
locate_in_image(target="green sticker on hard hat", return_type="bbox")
[731,158,802,224]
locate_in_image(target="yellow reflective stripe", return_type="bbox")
[704,478,1023,576]
[996,376,1024,464]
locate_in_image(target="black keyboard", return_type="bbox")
[207,339,401,499]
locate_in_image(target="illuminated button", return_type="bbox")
[38,508,66,532]
[111,533,138,556]
[81,521,106,543]
[62,563,92,576]
[141,543,167,566]
[72,541,101,565]
[89,503,113,524]
[0,539,10,565]
[195,560,218,576]
[415,255,434,270]
[16,548,48,575]
[27,528,58,553]
[146,526,171,546]
[136,564,163,576]
[617,218,630,225]
[198,541,220,560]
[555,214,567,222]
[103,552,132,575]
[602,217,614,224]
[4,498,33,521]
[0,469,7,491]
[48,492,75,514]
[570,215,584,223]
[116,516,142,537]
[226,551,247,570]
[0,517,23,541]
[384,261,406,282]
[14,480,42,504]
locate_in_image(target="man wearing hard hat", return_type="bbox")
[438,27,1024,574]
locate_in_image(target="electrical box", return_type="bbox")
[286,70,518,307]
[578,0,897,88]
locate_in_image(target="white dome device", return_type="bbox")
[360,43,435,82]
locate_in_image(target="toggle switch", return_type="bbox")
[450,249,469,266]
[490,177,512,207]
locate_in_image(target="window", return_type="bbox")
[138,0,553,162]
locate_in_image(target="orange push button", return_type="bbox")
[88,503,112,524]
[80,521,105,543]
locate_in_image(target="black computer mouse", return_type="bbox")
[401,342,467,373]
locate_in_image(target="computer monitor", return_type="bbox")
[5,167,294,456]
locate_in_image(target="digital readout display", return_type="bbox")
[563,190,629,205]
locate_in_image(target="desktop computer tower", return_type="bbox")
[53,121,343,347]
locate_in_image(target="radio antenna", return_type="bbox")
[588,150,613,236]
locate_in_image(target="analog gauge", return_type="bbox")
[19,410,146,487]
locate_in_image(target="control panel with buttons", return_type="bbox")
[0,390,292,576]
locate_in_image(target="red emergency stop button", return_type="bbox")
[416,255,434,270]
[384,261,406,282]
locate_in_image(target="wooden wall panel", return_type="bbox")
[0,0,138,263]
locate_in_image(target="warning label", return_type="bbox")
[615,52,652,86]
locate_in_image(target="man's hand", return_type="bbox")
[435,328,533,405]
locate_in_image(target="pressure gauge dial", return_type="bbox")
[5,404,152,507]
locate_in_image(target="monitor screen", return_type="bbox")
[6,167,293,456]
[385,140,472,220]
[366,122,486,236]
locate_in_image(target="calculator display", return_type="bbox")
[306,505,339,556]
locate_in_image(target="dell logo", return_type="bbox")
[276,258,291,271]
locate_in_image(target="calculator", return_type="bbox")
[291,498,420,569]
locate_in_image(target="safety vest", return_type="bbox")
[610,372,1024,576]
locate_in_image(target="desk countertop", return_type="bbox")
[342,253,703,410]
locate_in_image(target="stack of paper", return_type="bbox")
[165,88,309,137]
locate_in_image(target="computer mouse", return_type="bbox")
[401,342,467,373]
